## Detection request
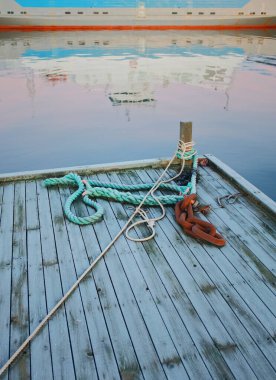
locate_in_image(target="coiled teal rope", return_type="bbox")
[44,169,195,225]
[44,150,198,226]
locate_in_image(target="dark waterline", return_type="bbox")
[0,30,275,200]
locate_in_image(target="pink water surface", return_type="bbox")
[0,30,275,199]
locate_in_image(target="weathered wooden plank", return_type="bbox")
[205,154,276,216]
[0,158,171,184]
[192,190,276,328]
[201,165,276,244]
[197,175,276,277]
[84,175,173,380]
[152,168,276,370]
[1,154,275,380]
[196,169,276,301]
[9,182,30,380]
[153,167,276,373]
[0,184,14,380]
[195,182,276,309]
[204,192,276,292]
[198,169,276,260]
[106,171,222,380]
[72,192,150,380]
[118,170,257,380]
[47,188,98,379]
[96,172,190,380]
[191,234,276,369]
[176,168,276,296]
[59,186,122,380]
[26,181,53,380]
[134,168,276,379]
[36,181,76,380]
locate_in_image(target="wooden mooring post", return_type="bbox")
[179,121,193,170]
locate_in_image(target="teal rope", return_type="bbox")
[45,172,105,225]
[176,147,196,160]
[44,155,197,225]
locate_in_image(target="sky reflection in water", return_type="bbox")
[0,30,275,199]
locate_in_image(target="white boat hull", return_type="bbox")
[0,0,276,29]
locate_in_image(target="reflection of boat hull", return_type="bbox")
[0,0,276,30]
[109,92,155,105]
[0,30,275,107]
[1,30,276,58]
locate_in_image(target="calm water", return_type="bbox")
[0,30,275,199]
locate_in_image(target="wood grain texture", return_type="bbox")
[48,187,98,379]
[0,184,14,380]
[0,160,275,380]
[125,169,259,380]
[59,185,123,380]
[36,181,76,380]
[205,154,276,216]
[26,181,53,380]
[9,182,30,380]
[70,185,146,380]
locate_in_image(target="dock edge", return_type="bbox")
[0,155,275,216]
[0,157,172,183]
[205,154,276,217]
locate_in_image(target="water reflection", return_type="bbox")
[0,30,275,199]
[2,31,275,103]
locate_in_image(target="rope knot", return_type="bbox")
[147,220,155,228]
[176,140,196,160]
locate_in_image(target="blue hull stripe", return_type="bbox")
[23,46,244,59]
[15,0,251,9]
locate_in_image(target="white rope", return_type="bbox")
[0,140,195,376]
[177,140,196,160]
[126,140,196,242]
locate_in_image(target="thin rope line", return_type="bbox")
[126,140,196,242]
[0,141,192,376]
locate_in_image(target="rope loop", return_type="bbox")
[126,208,156,242]
[43,155,198,226]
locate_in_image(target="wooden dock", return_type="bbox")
[0,156,275,380]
